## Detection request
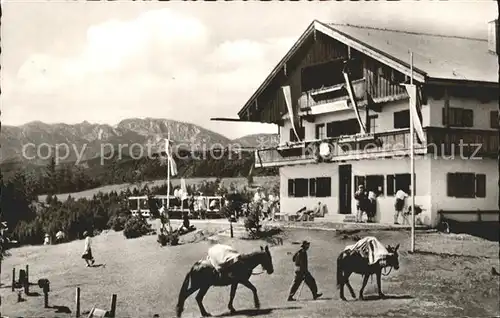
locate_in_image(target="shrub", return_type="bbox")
[108,215,129,232]
[243,202,262,235]
[123,215,152,239]
[157,230,179,246]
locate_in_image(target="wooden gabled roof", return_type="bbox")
[238,20,498,119]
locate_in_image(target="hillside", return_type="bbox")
[0,118,279,195]
[232,133,279,148]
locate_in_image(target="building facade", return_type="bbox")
[236,20,499,226]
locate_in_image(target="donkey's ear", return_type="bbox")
[395,244,400,251]
[260,246,264,251]
[265,245,269,252]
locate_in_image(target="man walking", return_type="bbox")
[288,241,322,301]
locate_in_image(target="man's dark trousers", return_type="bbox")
[288,270,318,298]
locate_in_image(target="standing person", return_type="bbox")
[43,233,50,245]
[367,190,377,223]
[394,189,409,225]
[188,195,195,217]
[81,231,95,267]
[354,185,368,223]
[287,241,322,301]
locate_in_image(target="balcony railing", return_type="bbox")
[255,128,499,167]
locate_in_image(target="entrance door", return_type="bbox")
[338,164,352,214]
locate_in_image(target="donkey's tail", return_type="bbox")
[176,269,192,318]
[336,252,344,289]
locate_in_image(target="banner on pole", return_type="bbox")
[281,86,301,141]
[403,84,426,144]
[342,70,367,134]
[164,139,178,176]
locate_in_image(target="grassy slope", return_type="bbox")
[38,176,279,201]
[1,225,498,318]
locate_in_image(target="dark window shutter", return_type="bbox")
[475,174,486,198]
[442,107,447,126]
[490,111,499,129]
[309,178,317,197]
[289,129,295,142]
[299,127,305,140]
[387,175,395,196]
[463,109,474,127]
[326,122,334,138]
[288,179,295,197]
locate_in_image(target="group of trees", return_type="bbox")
[0,157,266,249]
[1,151,277,197]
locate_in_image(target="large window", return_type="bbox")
[354,175,384,196]
[442,107,474,127]
[316,177,332,197]
[394,110,410,129]
[301,59,363,92]
[447,173,486,198]
[294,178,309,197]
[327,118,360,138]
[386,173,415,196]
[288,177,331,198]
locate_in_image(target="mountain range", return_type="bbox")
[0,118,279,166]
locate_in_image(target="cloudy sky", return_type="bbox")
[1,1,497,139]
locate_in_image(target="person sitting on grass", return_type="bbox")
[177,212,196,234]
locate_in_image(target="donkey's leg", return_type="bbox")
[339,271,348,301]
[376,270,385,299]
[344,272,356,299]
[240,280,260,309]
[195,285,211,317]
[228,283,238,313]
[358,274,370,300]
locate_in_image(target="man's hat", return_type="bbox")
[83,231,88,237]
[301,240,310,247]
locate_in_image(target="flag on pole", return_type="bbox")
[164,139,178,176]
[281,85,301,141]
[180,177,188,200]
[403,84,426,144]
[342,69,367,134]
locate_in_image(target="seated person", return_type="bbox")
[177,212,196,234]
[313,202,328,217]
[295,207,311,221]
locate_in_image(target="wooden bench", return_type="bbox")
[437,210,500,233]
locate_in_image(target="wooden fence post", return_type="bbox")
[75,287,81,317]
[110,294,117,317]
[25,265,29,294]
[11,267,15,292]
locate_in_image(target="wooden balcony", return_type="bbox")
[298,79,366,109]
[255,128,499,168]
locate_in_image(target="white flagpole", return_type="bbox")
[409,51,416,253]
[166,130,171,216]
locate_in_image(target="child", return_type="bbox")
[81,231,95,267]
